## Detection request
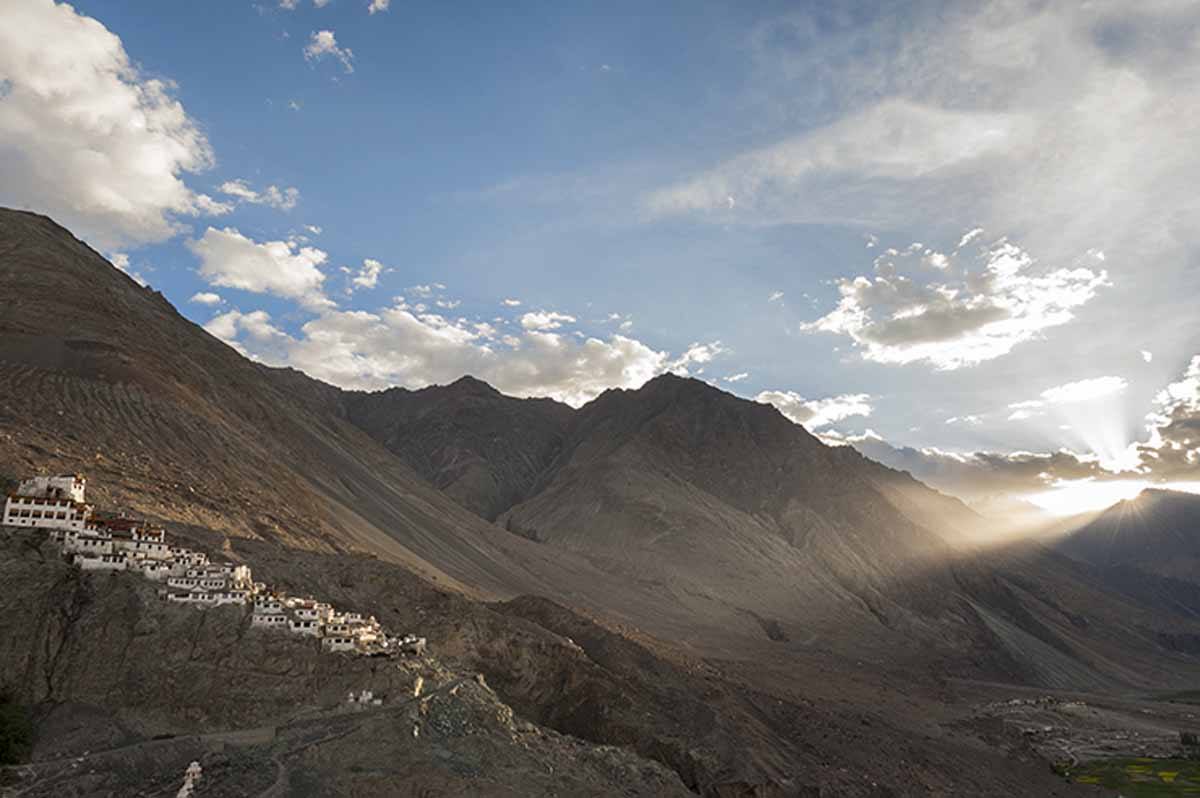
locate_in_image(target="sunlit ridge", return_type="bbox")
[1025,479,1200,516]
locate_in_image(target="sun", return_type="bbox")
[1023,479,1150,516]
[1025,479,1200,517]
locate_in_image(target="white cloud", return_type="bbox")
[203,309,292,359]
[724,372,750,383]
[502,298,522,307]
[645,99,1027,220]
[348,258,384,291]
[0,0,226,249]
[279,0,299,9]
[1136,355,1200,478]
[800,236,1109,369]
[1040,376,1128,404]
[218,179,300,211]
[187,227,331,309]
[368,0,389,13]
[846,432,1109,503]
[756,390,872,430]
[957,228,985,249]
[768,291,784,303]
[108,252,147,286]
[1142,350,1154,363]
[304,30,354,73]
[1006,376,1128,420]
[189,291,223,306]
[313,0,332,6]
[669,341,725,375]
[211,300,710,406]
[643,2,1200,380]
[520,311,577,331]
[945,415,983,425]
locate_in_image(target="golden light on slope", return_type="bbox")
[1025,479,1200,516]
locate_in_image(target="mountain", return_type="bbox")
[6,207,1200,795]
[343,377,572,520]
[495,374,965,648]
[0,208,675,609]
[1056,489,1200,581]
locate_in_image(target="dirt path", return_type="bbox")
[2,677,469,796]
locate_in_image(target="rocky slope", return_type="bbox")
[0,529,691,798]
[1,526,1099,798]
[0,208,664,607]
[343,376,573,520]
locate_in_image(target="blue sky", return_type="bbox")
[3,0,1200,510]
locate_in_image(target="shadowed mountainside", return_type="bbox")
[343,377,573,521]
[1057,488,1200,583]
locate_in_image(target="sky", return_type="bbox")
[2,0,1200,513]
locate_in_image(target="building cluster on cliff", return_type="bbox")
[3,474,426,657]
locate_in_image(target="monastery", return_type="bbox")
[3,474,426,658]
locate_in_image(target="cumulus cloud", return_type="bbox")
[0,0,226,249]
[756,390,872,430]
[800,236,1108,369]
[108,252,147,286]
[189,291,223,306]
[187,227,331,309]
[218,179,300,211]
[1136,355,1200,479]
[520,311,576,331]
[368,0,389,13]
[669,341,725,374]
[846,432,1108,503]
[205,299,716,406]
[642,2,1200,384]
[304,30,354,73]
[203,309,292,358]
[347,258,384,291]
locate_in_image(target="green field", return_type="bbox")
[1062,758,1200,795]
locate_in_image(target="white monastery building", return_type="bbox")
[4,472,424,658]
[3,474,93,532]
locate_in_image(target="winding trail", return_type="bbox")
[2,678,469,797]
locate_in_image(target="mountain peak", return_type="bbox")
[442,374,501,396]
